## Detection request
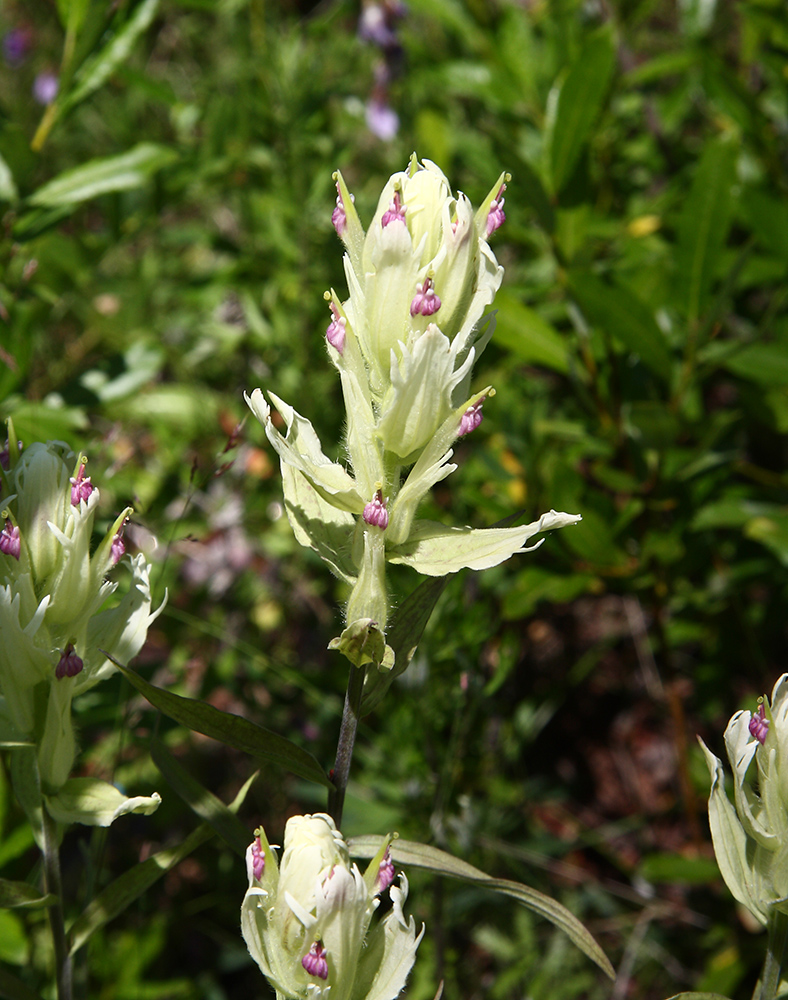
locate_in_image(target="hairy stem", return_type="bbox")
[42,804,72,1000]
[756,910,788,1000]
[328,663,366,829]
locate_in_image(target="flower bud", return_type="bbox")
[241,814,422,1000]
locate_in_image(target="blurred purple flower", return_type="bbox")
[365,98,399,141]
[33,72,59,106]
[3,27,32,67]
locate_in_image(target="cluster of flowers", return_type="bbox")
[702,675,788,925]
[242,813,422,1000]
[0,426,160,791]
[246,157,579,667]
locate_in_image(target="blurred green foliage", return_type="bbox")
[1,0,788,997]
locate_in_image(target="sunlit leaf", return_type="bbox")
[29,143,177,208]
[348,836,614,979]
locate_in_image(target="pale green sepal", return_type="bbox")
[329,619,394,671]
[46,777,162,827]
[387,387,491,546]
[281,462,357,583]
[354,874,424,1000]
[362,834,395,894]
[338,365,385,500]
[377,325,467,460]
[388,510,583,576]
[333,171,365,278]
[246,389,364,514]
[450,300,500,408]
[37,675,76,791]
[724,709,778,849]
[699,736,768,925]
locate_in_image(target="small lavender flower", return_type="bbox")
[326,301,347,354]
[363,490,389,529]
[376,847,396,893]
[749,702,769,745]
[458,399,484,437]
[410,276,441,317]
[251,835,265,880]
[486,181,507,237]
[55,643,84,680]
[33,71,58,106]
[0,522,20,560]
[366,97,399,141]
[381,189,406,227]
[2,27,32,67]
[302,941,329,980]
[70,461,94,506]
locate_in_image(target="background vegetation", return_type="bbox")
[1,0,787,996]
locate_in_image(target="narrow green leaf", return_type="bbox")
[64,0,161,110]
[150,737,255,857]
[29,143,177,208]
[676,136,737,327]
[494,290,569,374]
[724,343,788,387]
[666,994,734,999]
[569,271,673,381]
[513,158,555,234]
[107,656,333,789]
[348,836,615,980]
[547,28,615,193]
[361,575,448,715]
[0,879,56,911]
[0,965,45,1000]
[68,823,214,956]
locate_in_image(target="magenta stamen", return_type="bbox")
[381,189,406,227]
[486,183,506,237]
[410,275,441,317]
[111,518,127,565]
[0,522,20,560]
[749,703,769,745]
[375,848,395,893]
[326,302,347,354]
[332,182,353,236]
[302,941,328,980]
[363,489,388,530]
[70,462,94,506]
[458,400,484,437]
[55,643,83,680]
[251,836,265,880]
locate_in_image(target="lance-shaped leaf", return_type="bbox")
[29,143,176,207]
[348,836,614,979]
[151,737,254,857]
[0,879,56,910]
[246,389,364,514]
[107,655,333,789]
[388,510,582,576]
[45,778,161,827]
[68,773,256,954]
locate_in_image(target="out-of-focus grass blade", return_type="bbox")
[151,737,255,857]
[68,823,214,955]
[29,143,176,207]
[63,0,161,111]
[0,880,55,911]
[495,289,568,373]
[547,27,615,194]
[107,654,333,789]
[348,836,615,980]
[676,136,737,327]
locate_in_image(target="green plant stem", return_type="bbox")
[756,911,788,1000]
[328,663,366,829]
[42,804,72,1000]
